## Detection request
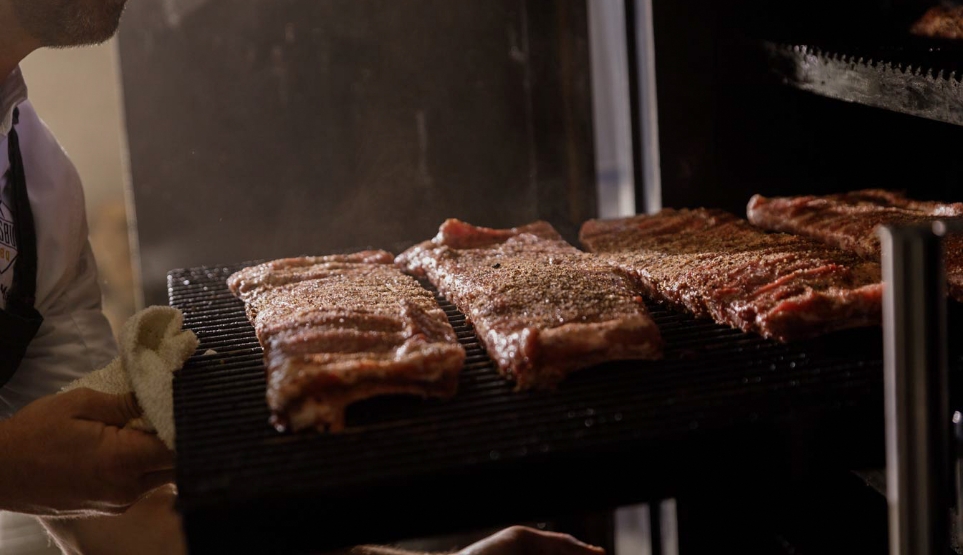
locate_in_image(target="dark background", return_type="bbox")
[647,0,963,213]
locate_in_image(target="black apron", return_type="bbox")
[0,107,42,387]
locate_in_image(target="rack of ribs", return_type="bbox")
[228,252,465,432]
[748,190,963,302]
[580,209,883,342]
[397,219,662,390]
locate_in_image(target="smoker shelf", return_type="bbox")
[763,39,963,127]
[169,261,892,554]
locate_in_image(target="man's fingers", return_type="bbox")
[523,530,606,555]
[117,429,176,473]
[70,389,142,426]
[535,536,605,555]
[116,392,141,423]
[139,469,176,493]
[469,527,606,555]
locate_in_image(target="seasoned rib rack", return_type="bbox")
[169,260,913,553]
[397,219,662,389]
[580,209,883,342]
[748,190,963,302]
[227,252,465,432]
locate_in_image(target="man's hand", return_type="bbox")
[41,485,186,555]
[458,526,605,555]
[0,388,175,517]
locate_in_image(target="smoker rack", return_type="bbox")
[761,37,963,128]
[167,260,918,553]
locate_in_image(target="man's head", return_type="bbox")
[11,0,128,48]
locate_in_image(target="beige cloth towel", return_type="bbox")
[63,306,199,450]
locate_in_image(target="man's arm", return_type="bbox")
[22,241,186,553]
[0,388,180,554]
[0,388,173,516]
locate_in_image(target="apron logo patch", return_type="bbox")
[0,200,17,274]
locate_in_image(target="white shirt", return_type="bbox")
[0,68,116,418]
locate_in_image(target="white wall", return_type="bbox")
[20,40,135,335]
[21,41,127,213]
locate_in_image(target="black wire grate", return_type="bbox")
[169,261,894,553]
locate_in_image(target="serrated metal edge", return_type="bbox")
[768,41,963,83]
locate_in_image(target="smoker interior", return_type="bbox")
[168,261,916,553]
[650,0,963,214]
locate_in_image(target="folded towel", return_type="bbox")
[63,306,199,450]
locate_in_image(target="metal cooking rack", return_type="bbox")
[169,261,892,554]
